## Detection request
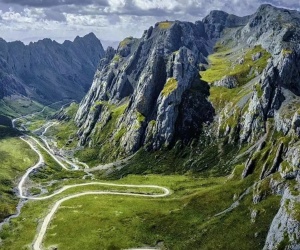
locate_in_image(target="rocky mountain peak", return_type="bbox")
[83,32,98,40]
[203,9,250,40]
[203,10,230,24]
[74,32,101,46]
[245,4,300,52]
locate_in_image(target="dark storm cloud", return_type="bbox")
[46,0,172,18]
[0,0,299,18]
[106,14,120,25]
[114,8,172,18]
[44,9,66,21]
[0,0,108,7]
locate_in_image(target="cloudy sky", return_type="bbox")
[0,0,299,47]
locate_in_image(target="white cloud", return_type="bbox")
[106,0,126,12]
[65,13,108,26]
[133,0,178,11]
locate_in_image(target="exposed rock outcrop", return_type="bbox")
[215,4,300,144]
[242,158,255,178]
[261,143,284,179]
[203,10,250,40]
[264,188,300,250]
[214,76,238,89]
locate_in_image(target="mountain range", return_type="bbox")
[0,32,104,117]
[1,3,300,249]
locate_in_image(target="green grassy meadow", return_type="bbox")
[200,45,271,86]
[0,126,38,221]
[0,169,282,250]
[0,98,44,118]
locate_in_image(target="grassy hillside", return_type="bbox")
[0,126,38,221]
[0,98,44,118]
[200,45,271,86]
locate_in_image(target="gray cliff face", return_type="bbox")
[240,51,300,144]
[213,4,300,143]
[202,10,250,40]
[0,33,104,104]
[76,21,215,153]
[264,187,300,250]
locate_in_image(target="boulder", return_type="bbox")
[214,76,238,89]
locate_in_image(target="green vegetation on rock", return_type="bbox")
[113,54,121,62]
[209,85,251,112]
[48,121,78,148]
[255,83,264,98]
[46,103,79,148]
[75,101,129,165]
[282,48,292,56]
[292,203,300,221]
[161,78,178,97]
[119,37,134,48]
[65,102,79,118]
[0,127,38,221]
[158,21,172,29]
[137,111,145,123]
[114,126,127,142]
[201,45,271,86]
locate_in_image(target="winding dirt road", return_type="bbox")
[8,104,171,250]
[18,137,45,198]
[40,121,88,170]
[33,185,169,250]
[28,136,70,171]
[17,131,170,250]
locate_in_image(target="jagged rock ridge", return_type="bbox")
[0,33,105,104]
[75,21,215,154]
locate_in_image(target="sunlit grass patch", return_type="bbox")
[201,45,271,86]
[161,78,178,97]
[158,21,172,29]
[0,135,38,221]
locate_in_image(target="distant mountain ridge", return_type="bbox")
[0,32,104,105]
